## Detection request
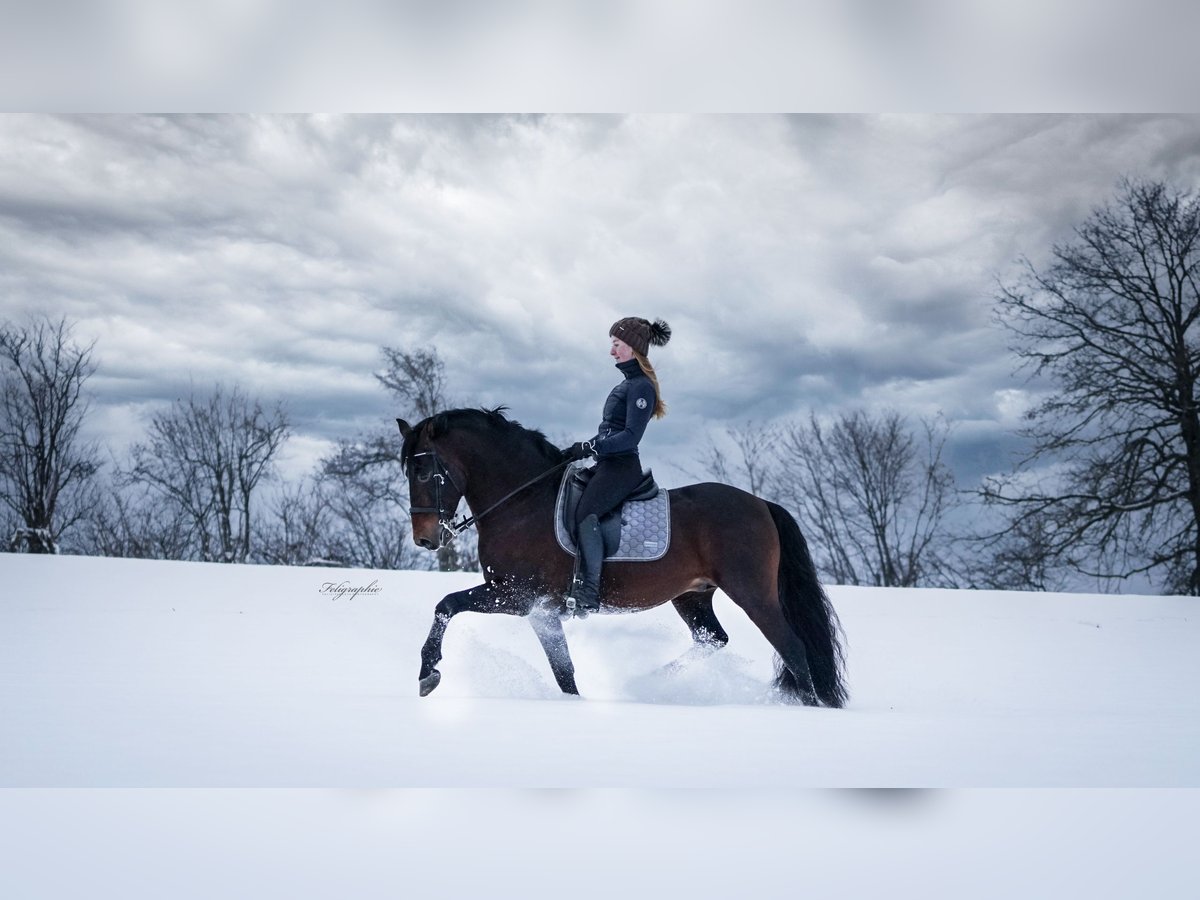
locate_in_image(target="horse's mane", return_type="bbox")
[400,406,562,473]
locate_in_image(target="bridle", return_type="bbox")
[407,447,470,549]
[407,442,571,550]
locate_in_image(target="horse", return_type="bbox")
[398,407,847,707]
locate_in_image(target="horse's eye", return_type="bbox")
[417,471,432,484]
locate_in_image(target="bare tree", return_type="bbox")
[376,347,447,420]
[257,479,343,567]
[695,420,779,495]
[319,344,476,571]
[985,178,1200,593]
[81,481,194,560]
[0,316,101,553]
[321,437,427,570]
[127,384,289,563]
[774,410,959,588]
[968,509,1069,593]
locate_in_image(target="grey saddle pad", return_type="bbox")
[554,466,671,562]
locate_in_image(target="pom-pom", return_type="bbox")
[649,318,672,347]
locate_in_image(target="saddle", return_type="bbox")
[554,464,671,562]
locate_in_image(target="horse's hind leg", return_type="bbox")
[759,611,819,705]
[719,573,819,706]
[671,589,728,649]
[528,606,579,695]
[660,589,728,672]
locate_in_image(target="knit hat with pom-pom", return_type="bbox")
[609,317,671,356]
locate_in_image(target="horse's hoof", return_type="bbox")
[419,670,442,697]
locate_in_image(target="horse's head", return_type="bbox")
[398,407,564,554]
[398,415,467,551]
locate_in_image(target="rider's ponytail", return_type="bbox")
[632,350,667,419]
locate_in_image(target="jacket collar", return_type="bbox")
[615,358,642,378]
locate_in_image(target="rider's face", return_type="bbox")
[611,337,634,363]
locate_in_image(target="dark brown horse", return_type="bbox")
[398,407,847,707]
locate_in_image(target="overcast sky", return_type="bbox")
[3,114,1200,486]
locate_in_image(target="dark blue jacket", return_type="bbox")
[591,358,657,458]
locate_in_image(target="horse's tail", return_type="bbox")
[767,502,848,708]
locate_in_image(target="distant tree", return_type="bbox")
[774,410,959,588]
[376,347,447,420]
[966,507,1068,592]
[127,384,289,563]
[257,479,342,567]
[81,481,194,560]
[696,420,778,496]
[319,344,476,572]
[985,178,1200,594]
[320,438,429,570]
[0,316,101,553]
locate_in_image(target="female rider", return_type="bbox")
[562,316,670,614]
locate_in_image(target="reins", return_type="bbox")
[411,447,571,548]
[450,457,572,540]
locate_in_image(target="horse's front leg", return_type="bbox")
[528,605,579,695]
[419,582,515,697]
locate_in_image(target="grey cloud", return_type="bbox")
[3,113,1198,490]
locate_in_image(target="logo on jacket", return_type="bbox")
[636,398,648,409]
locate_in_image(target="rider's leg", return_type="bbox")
[569,454,642,615]
[568,513,604,613]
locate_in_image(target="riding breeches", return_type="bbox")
[574,454,644,528]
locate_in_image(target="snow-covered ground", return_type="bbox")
[3,554,1195,788]
[1,553,1196,896]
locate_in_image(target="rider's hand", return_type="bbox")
[561,441,595,461]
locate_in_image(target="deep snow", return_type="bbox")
[1,553,1195,788]
[1,553,1197,899]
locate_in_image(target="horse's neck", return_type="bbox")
[458,438,554,515]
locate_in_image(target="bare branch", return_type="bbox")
[989,178,1200,592]
[125,384,290,563]
[0,315,101,553]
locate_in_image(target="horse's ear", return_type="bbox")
[396,418,412,438]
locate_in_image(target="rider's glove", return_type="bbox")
[561,441,595,461]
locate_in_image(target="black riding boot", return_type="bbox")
[568,514,604,616]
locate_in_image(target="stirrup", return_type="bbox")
[564,572,583,613]
[564,592,596,619]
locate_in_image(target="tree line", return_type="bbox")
[0,323,471,572]
[3,178,1198,593]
